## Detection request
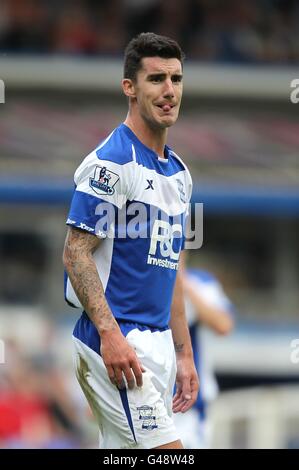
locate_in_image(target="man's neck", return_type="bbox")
[124,114,168,158]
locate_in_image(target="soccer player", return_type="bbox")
[62,32,199,449]
[174,262,234,448]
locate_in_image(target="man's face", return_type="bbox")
[133,56,183,130]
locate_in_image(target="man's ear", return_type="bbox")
[122,78,136,98]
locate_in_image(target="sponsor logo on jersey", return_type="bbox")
[66,219,94,233]
[90,165,119,195]
[145,179,154,190]
[79,222,94,232]
[147,219,182,270]
[137,405,158,430]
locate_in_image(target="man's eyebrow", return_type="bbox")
[146,72,183,79]
[147,72,165,79]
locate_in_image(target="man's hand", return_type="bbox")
[100,328,145,390]
[172,357,199,413]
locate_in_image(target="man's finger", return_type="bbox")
[173,393,185,409]
[182,380,192,401]
[106,365,116,386]
[131,360,143,387]
[173,391,183,405]
[180,399,194,413]
[173,395,193,413]
[122,366,136,390]
[114,367,125,389]
[173,396,185,408]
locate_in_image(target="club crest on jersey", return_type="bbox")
[90,165,119,195]
[176,179,187,203]
[137,405,158,430]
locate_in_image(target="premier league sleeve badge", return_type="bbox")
[89,165,120,196]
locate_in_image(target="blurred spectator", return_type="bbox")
[0,0,298,63]
[0,335,84,448]
[50,2,98,55]
[124,0,160,40]
[95,0,125,55]
[0,0,51,53]
[154,1,191,51]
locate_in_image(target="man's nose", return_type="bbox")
[163,79,175,98]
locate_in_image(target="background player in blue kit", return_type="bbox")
[63,32,199,449]
[174,261,234,448]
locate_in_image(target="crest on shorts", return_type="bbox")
[89,165,119,195]
[137,405,158,430]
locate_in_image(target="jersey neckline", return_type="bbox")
[120,123,170,163]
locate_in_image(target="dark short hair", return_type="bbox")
[124,32,185,81]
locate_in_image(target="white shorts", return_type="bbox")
[73,327,179,449]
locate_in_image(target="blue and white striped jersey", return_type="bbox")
[65,123,192,335]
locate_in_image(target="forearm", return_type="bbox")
[170,270,193,358]
[185,280,233,334]
[170,311,193,357]
[65,255,118,334]
[171,264,199,412]
[63,228,118,335]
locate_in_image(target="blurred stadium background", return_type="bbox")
[0,0,298,449]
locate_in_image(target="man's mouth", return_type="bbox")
[157,104,174,112]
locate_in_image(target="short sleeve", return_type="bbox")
[66,150,134,238]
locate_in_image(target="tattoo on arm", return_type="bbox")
[63,227,117,333]
[174,342,184,353]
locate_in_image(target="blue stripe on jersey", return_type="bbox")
[96,123,186,177]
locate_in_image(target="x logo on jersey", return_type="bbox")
[145,179,154,190]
